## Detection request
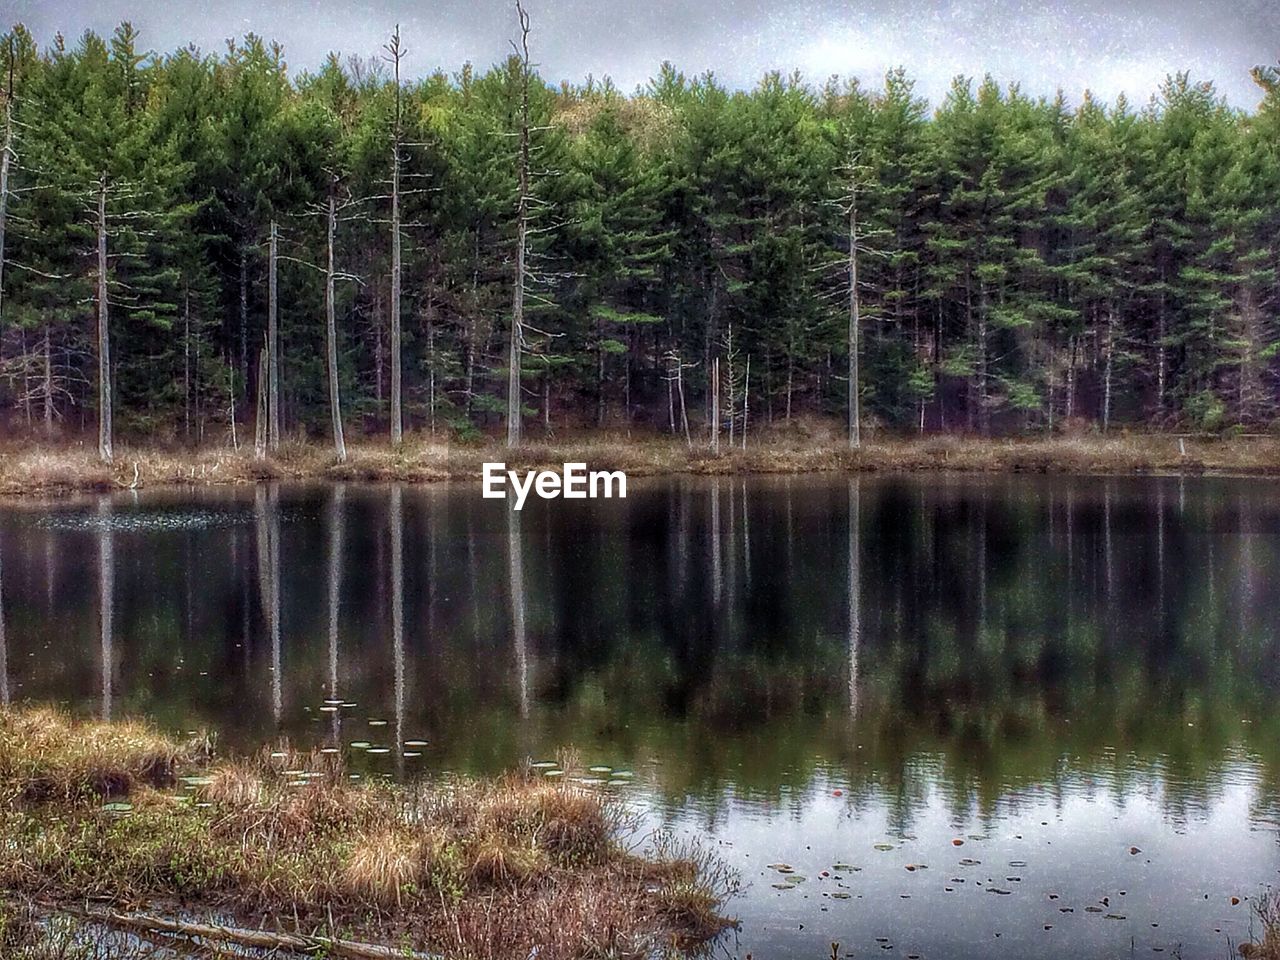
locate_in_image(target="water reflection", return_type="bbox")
[327,484,344,742]
[98,498,113,720]
[0,530,8,706]
[847,478,860,720]
[2,475,1279,958]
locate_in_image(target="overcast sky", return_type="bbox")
[7,0,1279,109]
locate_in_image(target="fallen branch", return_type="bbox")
[41,901,443,960]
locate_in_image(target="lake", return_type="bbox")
[2,474,1278,959]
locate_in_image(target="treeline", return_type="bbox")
[1,20,1279,458]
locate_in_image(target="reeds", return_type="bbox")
[5,431,1280,496]
[0,707,733,959]
[0,706,204,803]
[1242,891,1280,959]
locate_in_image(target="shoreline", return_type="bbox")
[3,433,1280,498]
[0,707,734,959]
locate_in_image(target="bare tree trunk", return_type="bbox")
[324,192,347,462]
[785,355,793,421]
[0,85,12,324]
[388,28,404,446]
[1065,335,1076,420]
[1103,309,1116,433]
[507,1,532,448]
[667,354,676,435]
[542,365,551,433]
[268,219,280,451]
[96,178,113,464]
[238,251,248,402]
[426,293,436,435]
[741,354,749,450]
[848,178,861,449]
[725,326,735,448]
[42,328,52,435]
[1155,289,1167,417]
[373,293,381,407]
[18,328,29,426]
[227,350,238,450]
[183,285,191,441]
[254,342,268,460]
[976,281,990,435]
[711,356,720,455]
[677,356,691,447]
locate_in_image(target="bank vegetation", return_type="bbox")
[0,707,733,959]
[3,430,1280,497]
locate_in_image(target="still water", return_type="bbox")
[1,474,1279,959]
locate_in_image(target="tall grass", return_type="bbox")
[4,431,1280,496]
[0,707,206,803]
[1242,891,1280,959]
[0,708,733,959]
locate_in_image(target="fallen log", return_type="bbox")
[40,901,444,960]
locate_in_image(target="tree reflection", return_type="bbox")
[2,476,1279,829]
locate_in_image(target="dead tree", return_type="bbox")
[95,175,112,463]
[384,28,405,446]
[846,170,862,449]
[0,43,13,324]
[710,356,720,455]
[268,219,280,451]
[324,190,346,461]
[507,0,533,448]
[254,341,268,460]
[663,349,694,448]
[818,149,885,450]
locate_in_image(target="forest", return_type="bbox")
[0,19,1278,461]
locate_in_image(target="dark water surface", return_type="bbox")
[2,474,1279,959]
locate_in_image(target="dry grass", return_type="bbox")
[0,707,207,803]
[1242,892,1280,959]
[0,708,734,959]
[4,429,1280,497]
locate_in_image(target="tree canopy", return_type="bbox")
[1,22,1278,444]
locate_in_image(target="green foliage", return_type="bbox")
[1,27,1278,438]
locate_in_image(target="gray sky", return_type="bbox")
[7,0,1279,108]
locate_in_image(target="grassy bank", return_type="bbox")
[4,431,1280,496]
[0,707,733,959]
[1242,892,1280,959]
